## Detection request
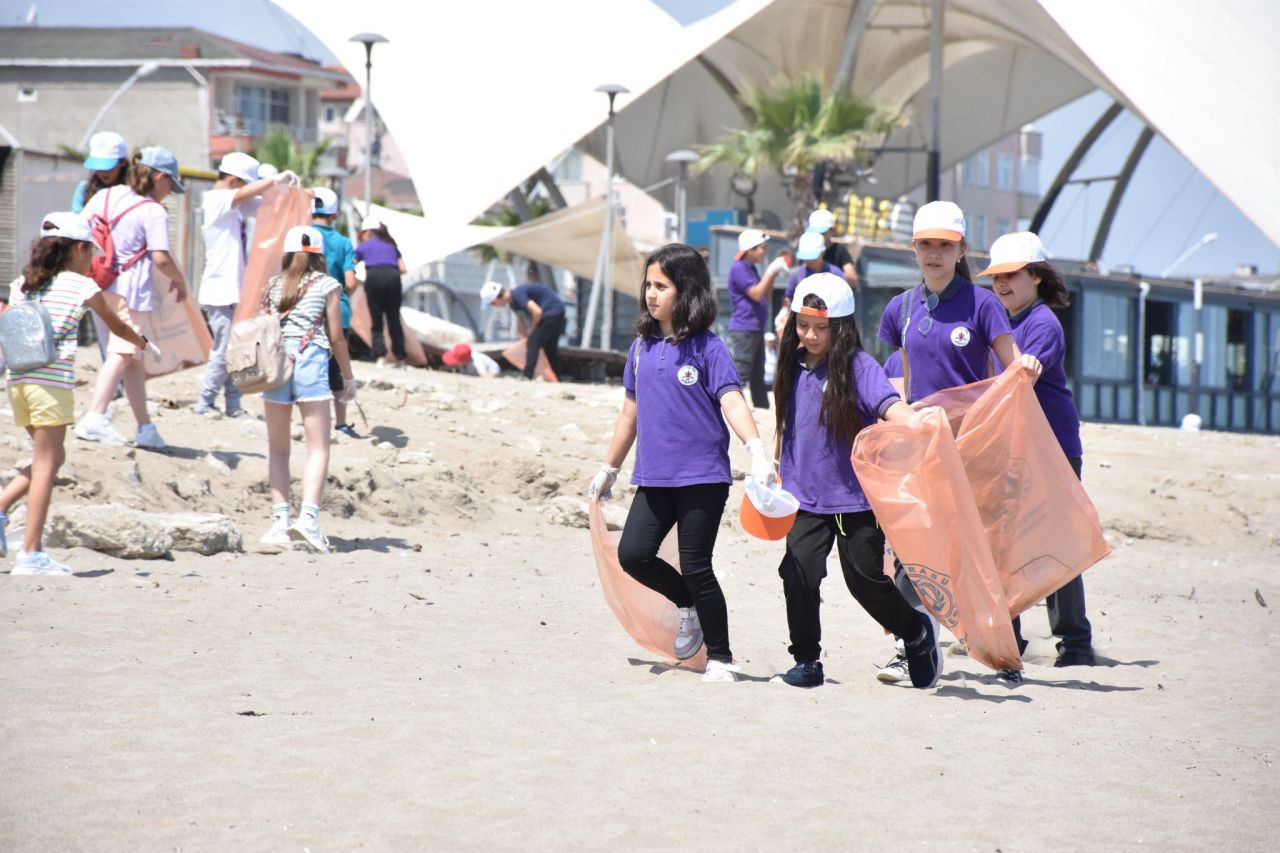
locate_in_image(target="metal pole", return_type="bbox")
[363,43,374,216]
[677,163,688,243]
[601,101,617,350]
[1137,281,1149,426]
[926,0,943,202]
[80,62,159,151]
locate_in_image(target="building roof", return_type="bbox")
[0,26,349,82]
[319,64,359,102]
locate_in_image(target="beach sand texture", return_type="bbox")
[2,359,1278,850]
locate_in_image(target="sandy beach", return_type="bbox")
[1,356,1278,850]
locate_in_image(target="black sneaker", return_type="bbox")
[780,660,824,688]
[996,668,1024,686]
[335,423,360,439]
[1054,647,1097,668]
[903,612,942,689]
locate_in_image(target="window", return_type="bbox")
[995,218,1011,239]
[236,84,290,132]
[973,214,987,250]
[997,154,1013,191]
[962,157,974,186]
[324,106,336,122]
[976,151,990,187]
[1083,290,1132,380]
[1227,308,1249,391]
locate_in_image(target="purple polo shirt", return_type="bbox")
[882,349,903,379]
[623,331,741,487]
[786,263,843,300]
[878,277,1011,402]
[1008,301,1083,458]
[355,235,401,268]
[779,350,900,514]
[727,258,767,332]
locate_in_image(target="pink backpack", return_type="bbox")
[87,187,158,290]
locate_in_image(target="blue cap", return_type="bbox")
[139,146,184,194]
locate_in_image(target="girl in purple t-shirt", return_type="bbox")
[771,273,941,689]
[587,244,775,683]
[981,231,1095,673]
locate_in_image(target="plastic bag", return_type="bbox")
[502,338,558,381]
[234,185,313,324]
[588,499,706,671]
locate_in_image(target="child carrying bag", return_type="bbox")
[226,274,325,395]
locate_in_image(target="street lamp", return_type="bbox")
[349,32,388,222]
[1161,232,1218,278]
[580,82,629,350]
[665,149,698,244]
[80,61,160,151]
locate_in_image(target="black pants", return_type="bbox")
[780,510,921,663]
[727,330,769,409]
[524,314,565,379]
[617,483,732,662]
[1012,455,1093,653]
[365,265,406,361]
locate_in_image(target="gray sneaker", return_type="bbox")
[673,606,704,660]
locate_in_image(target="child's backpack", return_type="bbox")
[87,187,158,290]
[0,293,56,372]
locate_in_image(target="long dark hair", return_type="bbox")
[1026,261,1070,308]
[127,152,161,197]
[773,292,866,448]
[85,159,128,202]
[22,234,81,293]
[634,243,717,342]
[276,252,328,314]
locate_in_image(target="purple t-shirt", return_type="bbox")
[727,258,766,332]
[623,331,741,487]
[1008,302,1083,458]
[878,277,1011,402]
[882,349,903,379]
[785,263,843,300]
[780,350,899,514]
[355,235,401,268]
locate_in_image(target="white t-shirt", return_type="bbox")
[199,188,245,307]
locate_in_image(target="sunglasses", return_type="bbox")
[917,291,941,335]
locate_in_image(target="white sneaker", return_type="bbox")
[12,550,72,576]
[876,639,909,684]
[701,659,740,683]
[134,423,166,449]
[259,519,293,548]
[74,413,126,445]
[674,606,704,660]
[288,517,330,553]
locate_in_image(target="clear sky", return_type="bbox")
[5,0,1276,278]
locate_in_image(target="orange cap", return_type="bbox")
[740,480,799,540]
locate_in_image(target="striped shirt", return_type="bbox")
[266,271,338,350]
[7,272,100,389]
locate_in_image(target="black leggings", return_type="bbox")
[364,265,406,361]
[779,510,921,663]
[616,483,732,662]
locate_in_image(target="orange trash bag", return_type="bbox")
[502,338,559,382]
[852,406,1022,670]
[97,270,212,379]
[234,185,313,324]
[919,366,1112,616]
[587,499,706,671]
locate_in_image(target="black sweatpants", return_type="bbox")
[1012,455,1092,654]
[365,265,406,361]
[727,330,769,409]
[779,509,922,663]
[524,313,565,379]
[616,483,732,662]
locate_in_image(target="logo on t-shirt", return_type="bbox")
[677,365,699,386]
[950,327,972,347]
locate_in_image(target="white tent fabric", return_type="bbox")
[284,0,1280,253]
[351,200,509,270]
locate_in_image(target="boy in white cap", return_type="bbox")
[807,208,858,285]
[195,153,297,417]
[726,229,788,409]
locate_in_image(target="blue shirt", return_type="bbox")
[511,283,565,318]
[314,224,355,329]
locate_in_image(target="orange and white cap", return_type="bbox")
[283,225,325,254]
[791,272,854,319]
[912,200,966,241]
[978,231,1047,277]
[740,479,799,541]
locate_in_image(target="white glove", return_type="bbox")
[144,341,162,359]
[588,464,621,501]
[744,437,776,487]
[774,306,791,336]
[765,255,790,277]
[274,169,300,187]
[340,379,357,403]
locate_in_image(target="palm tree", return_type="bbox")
[696,73,901,238]
[252,126,330,184]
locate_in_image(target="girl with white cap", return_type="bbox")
[259,225,356,553]
[771,272,940,689]
[587,243,775,682]
[76,146,191,450]
[0,213,157,575]
[981,231,1095,671]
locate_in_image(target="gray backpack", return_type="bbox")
[0,296,57,372]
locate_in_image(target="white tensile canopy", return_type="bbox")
[287,0,1280,259]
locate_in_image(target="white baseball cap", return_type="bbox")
[84,131,127,170]
[283,225,325,255]
[791,272,855,319]
[737,228,767,256]
[217,152,260,183]
[480,281,504,304]
[808,208,835,234]
[40,210,98,248]
[312,186,339,215]
[796,230,825,261]
[913,200,965,241]
[256,163,279,180]
[978,231,1047,277]
[360,216,382,232]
